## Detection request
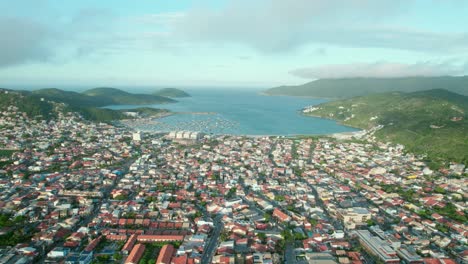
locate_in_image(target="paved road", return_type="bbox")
[201,214,224,264]
[284,243,296,264]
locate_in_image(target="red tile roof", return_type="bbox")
[155,244,174,264]
[125,243,145,264]
[272,208,290,222]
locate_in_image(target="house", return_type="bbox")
[125,243,145,264]
[272,208,290,223]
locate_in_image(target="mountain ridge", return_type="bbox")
[0,88,170,123]
[304,89,468,165]
[265,76,468,98]
[82,87,176,105]
[153,88,190,98]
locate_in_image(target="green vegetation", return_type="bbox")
[264,76,468,98]
[138,242,181,264]
[121,107,170,117]
[0,88,172,123]
[0,213,30,246]
[153,88,190,98]
[31,88,114,107]
[0,213,25,227]
[307,89,468,165]
[0,90,55,118]
[114,194,128,200]
[83,87,175,105]
[274,195,285,202]
[434,202,467,223]
[32,87,176,106]
[72,106,127,122]
[0,149,16,158]
[0,230,32,246]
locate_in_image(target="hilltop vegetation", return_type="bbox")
[306,89,468,165]
[83,87,175,105]
[153,88,190,98]
[265,76,468,98]
[0,90,56,119]
[0,89,170,123]
[31,88,114,107]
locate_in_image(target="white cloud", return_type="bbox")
[172,0,468,53]
[290,61,467,79]
[0,17,55,67]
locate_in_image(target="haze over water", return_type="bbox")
[107,89,358,135]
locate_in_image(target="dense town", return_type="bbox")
[0,102,467,264]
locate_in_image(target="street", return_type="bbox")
[201,214,224,263]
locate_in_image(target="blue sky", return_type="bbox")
[1,0,468,89]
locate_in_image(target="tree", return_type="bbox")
[264,212,272,222]
[281,229,293,241]
[220,231,229,242]
[309,218,318,227]
[434,186,446,194]
[225,187,236,199]
[366,219,376,226]
[257,233,266,242]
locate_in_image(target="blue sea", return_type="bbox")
[106,89,358,136]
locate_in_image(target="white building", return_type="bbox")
[167,131,204,141]
[132,131,142,141]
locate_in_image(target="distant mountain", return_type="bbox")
[153,88,190,98]
[306,89,468,165]
[264,76,468,98]
[83,87,175,105]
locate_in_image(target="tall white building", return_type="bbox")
[132,131,142,141]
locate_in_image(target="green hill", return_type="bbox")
[31,88,114,107]
[153,88,190,98]
[0,89,169,123]
[0,89,56,119]
[306,89,468,165]
[83,87,176,105]
[265,76,468,98]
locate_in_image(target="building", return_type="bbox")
[397,247,423,264]
[125,243,145,264]
[272,208,291,223]
[132,131,142,141]
[123,112,139,117]
[47,247,70,258]
[122,234,138,254]
[354,230,400,264]
[136,235,184,243]
[338,207,371,229]
[225,197,243,207]
[156,244,174,264]
[167,131,204,141]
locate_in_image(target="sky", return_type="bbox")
[1,0,468,89]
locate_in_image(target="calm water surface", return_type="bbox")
[107,89,358,135]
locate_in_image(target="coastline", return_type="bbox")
[302,111,364,131]
[258,91,338,100]
[301,112,368,139]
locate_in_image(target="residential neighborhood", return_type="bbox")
[0,103,467,264]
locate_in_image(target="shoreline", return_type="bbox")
[118,109,364,138]
[302,112,364,131]
[258,91,338,100]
